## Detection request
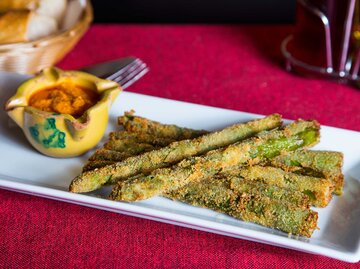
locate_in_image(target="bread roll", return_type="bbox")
[36,0,67,24]
[0,10,57,44]
[0,0,67,24]
[0,0,37,13]
[61,0,83,30]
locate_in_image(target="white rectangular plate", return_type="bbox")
[1,72,360,263]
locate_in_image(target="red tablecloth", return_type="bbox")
[1,24,360,268]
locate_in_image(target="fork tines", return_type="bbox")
[107,58,149,89]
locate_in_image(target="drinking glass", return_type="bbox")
[282,0,360,84]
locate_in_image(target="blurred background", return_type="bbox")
[91,0,296,23]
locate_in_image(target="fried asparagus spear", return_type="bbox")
[85,140,161,171]
[89,145,158,161]
[109,131,176,146]
[88,149,134,162]
[82,160,115,172]
[88,131,173,163]
[110,119,320,201]
[88,132,175,164]
[165,177,318,237]
[104,140,156,152]
[70,114,282,193]
[118,110,208,139]
[226,166,333,207]
[271,150,344,195]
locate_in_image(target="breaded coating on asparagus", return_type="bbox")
[88,132,176,164]
[227,166,333,207]
[88,131,174,164]
[70,114,282,193]
[104,140,156,152]
[165,177,318,237]
[88,149,134,161]
[118,110,208,139]
[109,131,176,146]
[271,150,344,195]
[109,120,320,201]
[89,146,158,161]
[229,177,310,208]
[82,160,115,172]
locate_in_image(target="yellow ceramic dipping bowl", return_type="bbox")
[5,67,121,158]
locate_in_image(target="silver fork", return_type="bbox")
[80,57,149,89]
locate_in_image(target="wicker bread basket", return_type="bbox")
[0,0,93,74]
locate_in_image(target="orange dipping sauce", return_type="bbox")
[29,83,100,118]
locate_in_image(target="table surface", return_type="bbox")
[1,24,359,268]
